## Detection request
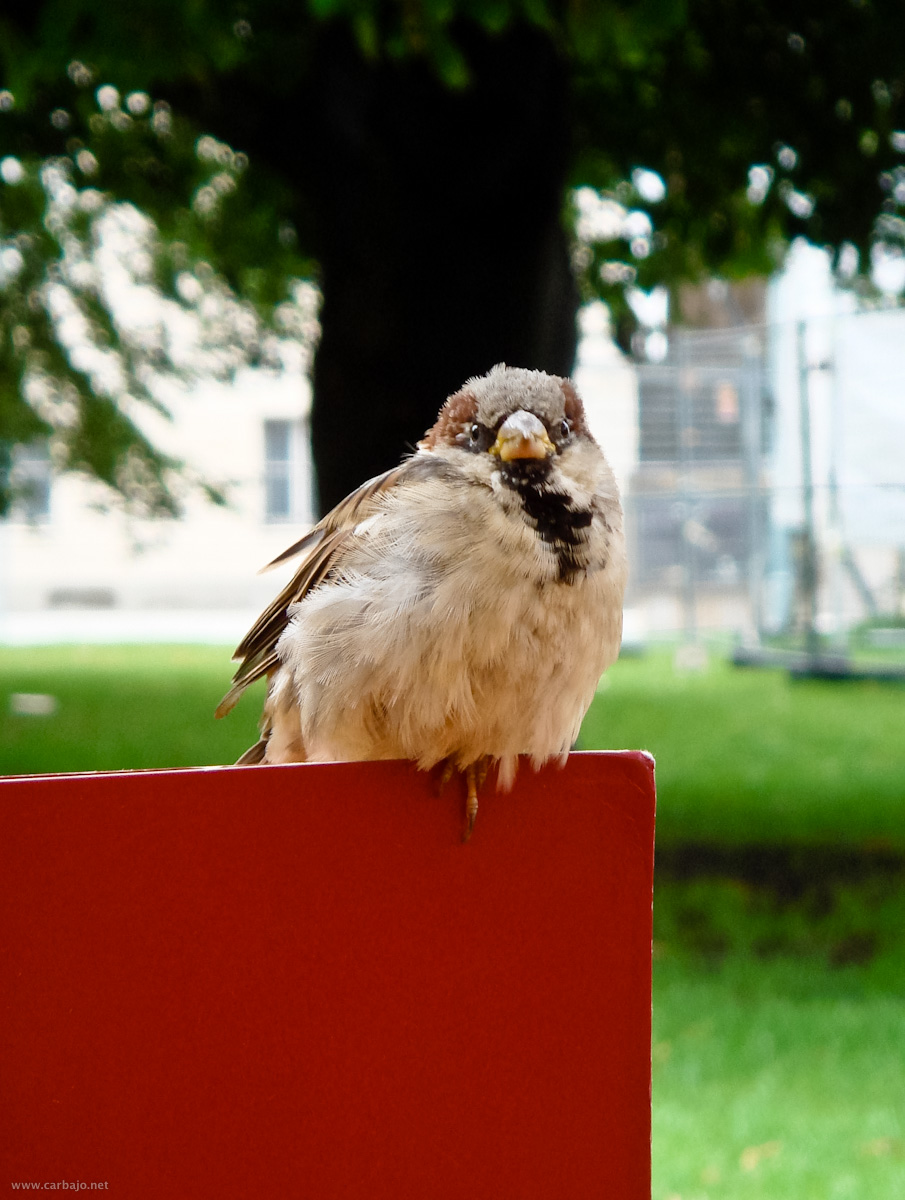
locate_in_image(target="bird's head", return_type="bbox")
[418,363,595,477]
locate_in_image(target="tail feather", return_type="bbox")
[236,738,268,766]
[215,685,245,721]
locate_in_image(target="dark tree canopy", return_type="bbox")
[1,1,903,513]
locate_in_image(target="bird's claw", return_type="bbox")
[462,759,489,842]
[439,758,489,841]
[436,758,456,795]
[463,798,478,842]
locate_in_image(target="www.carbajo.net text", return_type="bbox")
[10,1183,109,1191]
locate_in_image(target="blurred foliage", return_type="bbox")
[1,0,904,511]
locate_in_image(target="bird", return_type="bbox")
[216,363,627,839]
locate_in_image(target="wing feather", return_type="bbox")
[215,458,424,719]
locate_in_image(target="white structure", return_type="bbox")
[573,302,638,498]
[766,240,905,632]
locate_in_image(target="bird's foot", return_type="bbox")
[462,757,490,843]
[435,758,457,794]
[436,758,491,841]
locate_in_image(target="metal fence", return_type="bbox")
[622,311,905,663]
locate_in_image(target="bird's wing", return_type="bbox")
[215,456,443,718]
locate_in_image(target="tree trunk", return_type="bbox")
[305,24,579,513]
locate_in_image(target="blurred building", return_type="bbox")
[625,243,905,646]
[628,323,769,639]
[1,365,315,642]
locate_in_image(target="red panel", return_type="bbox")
[0,751,655,1199]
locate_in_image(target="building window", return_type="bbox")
[11,441,52,522]
[264,419,310,523]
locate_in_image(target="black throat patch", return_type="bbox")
[500,461,595,583]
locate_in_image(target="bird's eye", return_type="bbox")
[559,418,571,439]
[465,421,493,452]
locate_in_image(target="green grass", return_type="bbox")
[0,644,264,775]
[581,647,905,848]
[652,874,905,1198]
[652,956,905,1198]
[2,642,904,1197]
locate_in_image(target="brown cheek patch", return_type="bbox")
[419,387,479,449]
[561,379,592,439]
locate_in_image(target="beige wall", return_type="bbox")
[4,366,314,618]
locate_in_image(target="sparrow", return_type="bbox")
[217,363,627,839]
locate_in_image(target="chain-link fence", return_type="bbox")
[622,310,905,669]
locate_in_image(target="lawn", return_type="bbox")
[0,643,264,776]
[652,876,905,1198]
[581,647,905,848]
[652,959,905,1197]
[2,642,904,1197]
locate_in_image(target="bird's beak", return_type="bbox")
[491,410,556,462]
